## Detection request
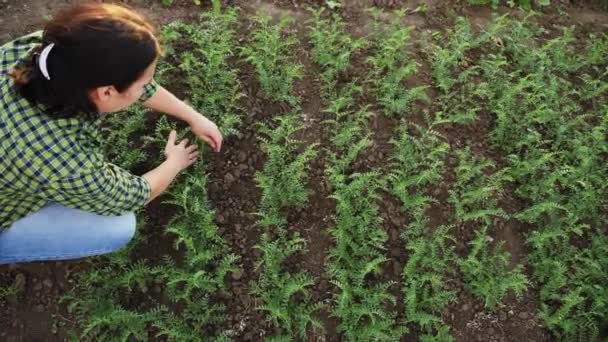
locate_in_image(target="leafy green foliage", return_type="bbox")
[388,113,454,339]
[326,170,405,340]
[467,0,550,10]
[308,8,366,86]
[460,227,529,310]
[100,105,148,170]
[449,149,509,225]
[241,14,303,106]
[432,14,608,338]
[390,119,449,211]
[366,9,429,116]
[256,115,318,227]
[162,9,243,135]
[253,114,323,338]
[252,232,324,338]
[317,44,403,337]
[402,208,456,341]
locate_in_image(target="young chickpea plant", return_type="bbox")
[255,115,318,228]
[450,15,608,338]
[162,9,243,135]
[320,79,403,340]
[307,8,366,87]
[389,119,449,211]
[241,14,303,106]
[252,114,323,339]
[388,119,455,340]
[101,105,149,170]
[460,226,530,310]
[366,9,429,117]
[449,149,509,225]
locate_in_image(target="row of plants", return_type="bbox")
[449,149,530,310]
[429,14,608,340]
[388,118,455,340]
[244,12,323,340]
[61,10,243,341]
[309,10,404,340]
[252,115,322,340]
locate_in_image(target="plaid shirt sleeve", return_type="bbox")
[44,162,151,216]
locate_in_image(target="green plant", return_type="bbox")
[460,226,529,310]
[389,119,449,211]
[402,208,456,340]
[252,113,323,338]
[252,232,324,338]
[449,149,509,225]
[255,115,318,227]
[241,13,303,106]
[366,9,429,116]
[162,9,243,135]
[326,171,405,340]
[308,8,366,86]
[467,0,550,10]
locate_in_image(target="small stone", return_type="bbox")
[461,303,470,312]
[216,214,226,224]
[224,173,235,184]
[239,294,251,306]
[234,224,243,233]
[499,311,507,321]
[518,312,529,320]
[33,304,45,313]
[43,278,53,288]
[13,273,26,292]
[231,269,243,280]
[238,151,247,162]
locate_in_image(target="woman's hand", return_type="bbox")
[189,115,223,152]
[164,130,198,171]
[143,86,223,151]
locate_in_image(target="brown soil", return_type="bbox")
[1,0,607,341]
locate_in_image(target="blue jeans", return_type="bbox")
[0,203,136,265]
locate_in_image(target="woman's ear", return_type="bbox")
[89,85,117,111]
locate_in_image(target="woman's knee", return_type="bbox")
[104,212,137,251]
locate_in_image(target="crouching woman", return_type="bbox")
[0,3,222,264]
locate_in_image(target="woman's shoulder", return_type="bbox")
[0,31,43,75]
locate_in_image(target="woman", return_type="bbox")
[0,3,223,264]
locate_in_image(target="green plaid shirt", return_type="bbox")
[0,32,157,230]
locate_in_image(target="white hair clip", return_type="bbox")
[38,43,55,80]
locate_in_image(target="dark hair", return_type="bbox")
[10,3,161,119]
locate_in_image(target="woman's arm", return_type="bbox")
[142,130,198,204]
[143,86,223,152]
